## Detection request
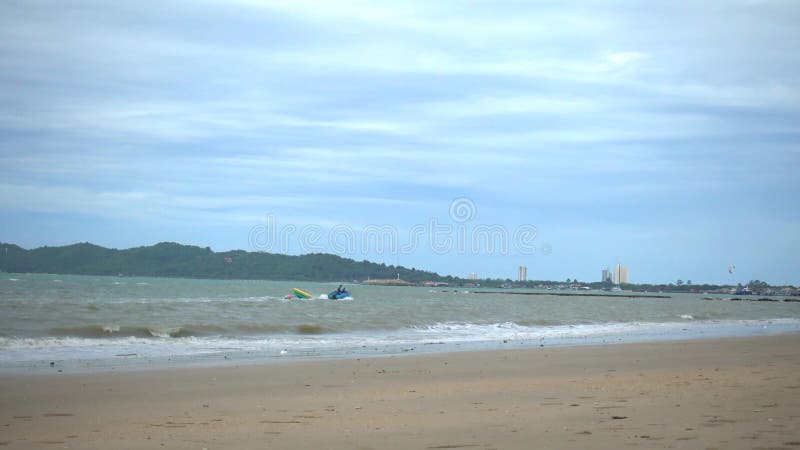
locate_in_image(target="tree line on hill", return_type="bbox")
[0,242,453,283]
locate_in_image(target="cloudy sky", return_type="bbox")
[1,0,799,284]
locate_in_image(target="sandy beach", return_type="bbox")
[2,334,800,449]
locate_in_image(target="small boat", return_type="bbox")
[292,288,312,299]
[327,290,352,300]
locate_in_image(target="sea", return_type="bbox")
[2,273,800,373]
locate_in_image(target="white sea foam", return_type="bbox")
[147,327,184,338]
[102,325,120,333]
[3,318,799,370]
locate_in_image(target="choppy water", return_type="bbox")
[2,273,799,371]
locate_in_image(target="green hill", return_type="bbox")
[0,242,454,283]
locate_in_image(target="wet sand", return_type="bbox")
[2,334,800,449]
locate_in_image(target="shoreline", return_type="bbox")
[470,290,672,299]
[2,333,800,449]
[4,317,800,375]
[4,272,797,296]
[4,318,800,375]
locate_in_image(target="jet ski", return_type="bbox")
[327,289,352,300]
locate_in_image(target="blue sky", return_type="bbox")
[1,0,799,284]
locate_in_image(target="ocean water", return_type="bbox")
[2,273,799,372]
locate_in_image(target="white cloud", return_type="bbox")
[607,52,649,66]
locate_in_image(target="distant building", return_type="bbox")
[614,264,629,285]
[468,272,478,280]
[602,268,612,283]
[518,266,527,282]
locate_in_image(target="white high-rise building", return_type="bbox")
[468,272,478,280]
[518,266,527,282]
[614,264,629,285]
[602,268,612,283]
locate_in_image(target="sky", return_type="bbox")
[1,0,799,284]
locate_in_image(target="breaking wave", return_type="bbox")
[48,324,226,338]
[1,319,799,371]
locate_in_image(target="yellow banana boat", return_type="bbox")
[292,288,312,299]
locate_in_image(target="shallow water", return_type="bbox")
[1,273,799,371]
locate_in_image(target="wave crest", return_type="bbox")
[48,324,225,339]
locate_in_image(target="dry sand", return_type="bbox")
[2,334,800,449]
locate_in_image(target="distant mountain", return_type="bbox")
[0,242,454,283]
